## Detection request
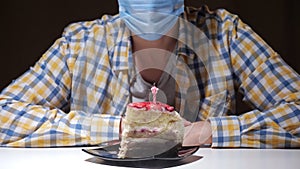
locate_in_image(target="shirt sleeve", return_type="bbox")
[0,25,121,147]
[210,17,300,148]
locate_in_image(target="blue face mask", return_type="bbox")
[118,0,184,41]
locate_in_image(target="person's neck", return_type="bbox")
[131,35,177,84]
[132,35,177,52]
[130,22,179,84]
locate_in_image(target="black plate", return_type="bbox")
[82,140,199,162]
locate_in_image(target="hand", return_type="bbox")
[182,118,192,127]
[182,120,212,147]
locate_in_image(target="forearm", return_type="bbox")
[0,100,121,147]
[210,102,300,148]
[220,15,300,148]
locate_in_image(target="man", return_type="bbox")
[0,0,299,148]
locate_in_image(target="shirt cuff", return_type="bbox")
[209,116,241,147]
[90,114,121,145]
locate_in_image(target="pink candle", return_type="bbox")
[150,85,159,104]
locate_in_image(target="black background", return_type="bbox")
[1,0,299,112]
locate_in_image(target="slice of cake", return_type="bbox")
[118,101,184,158]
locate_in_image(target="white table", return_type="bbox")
[1,147,299,169]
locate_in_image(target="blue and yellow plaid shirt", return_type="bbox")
[1,6,299,147]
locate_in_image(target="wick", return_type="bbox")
[151,84,159,104]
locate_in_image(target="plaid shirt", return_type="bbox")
[1,6,299,148]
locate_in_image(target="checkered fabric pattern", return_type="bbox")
[0,6,299,147]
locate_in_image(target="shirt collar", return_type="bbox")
[176,12,206,60]
[108,15,133,72]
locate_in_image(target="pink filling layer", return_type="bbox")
[128,102,175,112]
[131,128,159,137]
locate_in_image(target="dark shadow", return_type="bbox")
[85,155,203,168]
